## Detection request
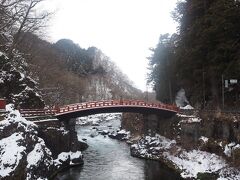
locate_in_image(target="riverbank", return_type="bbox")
[128,110,240,179]
[0,104,86,180]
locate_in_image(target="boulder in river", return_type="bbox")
[108,129,130,141]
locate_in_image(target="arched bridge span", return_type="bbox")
[55,100,179,121]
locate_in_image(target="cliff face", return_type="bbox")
[0,105,87,179]
[0,52,44,108]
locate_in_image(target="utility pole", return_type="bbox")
[222,74,224,109]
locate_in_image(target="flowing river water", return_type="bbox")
[55,115,182,180]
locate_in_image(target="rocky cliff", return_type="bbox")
[0,104,87,179]
[0,51,44,108]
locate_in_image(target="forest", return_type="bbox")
[148,0,240,109]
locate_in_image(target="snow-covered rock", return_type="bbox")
[76,113,122,126]
[0,51,44,108]
[130,134,240,179]
[108,129,130,141]
[0,105,53,179]
[199,136,209,143]
[101,130,109,135]
[54,151,83,167]
[0,105,85,179]
[180,104,194,110]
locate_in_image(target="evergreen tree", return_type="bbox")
[149,0,240,108]
[174,0,240,108]
[148,34,177,103]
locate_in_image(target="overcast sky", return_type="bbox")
[47,0,178,91]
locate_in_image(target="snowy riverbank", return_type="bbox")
[0,105,85,180]
[130,134,240,179]
[128,109,240,180]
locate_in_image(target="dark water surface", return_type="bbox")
[55,117,181,180]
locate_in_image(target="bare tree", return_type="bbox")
[0,0,52,55]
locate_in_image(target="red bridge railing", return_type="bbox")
[19,108,57,117]
[58,100,179,114]
[20,100,179,117]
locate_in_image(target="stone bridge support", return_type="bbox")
[143,114,160,136]
[62,118,86,152]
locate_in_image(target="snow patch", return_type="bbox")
[180,104,194,109]
[224,142,240,157]
[0,133,26,177]
[165,150,227,178]
[54,151,82,166]
[131,134,239,179]
[76,113,122,125]
[27,138,52,168]
[180,117,202,123]
[199,136,209,143]
[177,114,195,118]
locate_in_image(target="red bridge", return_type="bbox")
[20,99,179,120]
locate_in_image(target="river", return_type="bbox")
[55,115,182,180]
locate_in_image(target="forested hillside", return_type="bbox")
[17,33,142,106]
[0,0,141,108]
[148,0,240,109]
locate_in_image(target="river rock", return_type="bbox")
[101,130,109,135]
[0,106,55,179]
[90,130,98,137]
[108,129,130,140]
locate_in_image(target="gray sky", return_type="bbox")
[47,0,178,91]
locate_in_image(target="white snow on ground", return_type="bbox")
[2,104,38,133]
[180,117,202,123]
[0,104,57,179]
[45,127,69,135]
[76,113,122,125]
[0,133,26,177]
[164,150,227,178]
[131,134,240,179]
[180,104,194,109]
[118,129,129,135]
[177,114,195,118]
[70,151,82,165]
[224,142,240,157]
[27,138,52,168]
[54,151,82,166]
[117,129,131,140]
[54,152,69,167]
[199,136,209,143]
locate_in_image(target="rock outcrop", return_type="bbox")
[0,105,87,179]
[0,52,44,108]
